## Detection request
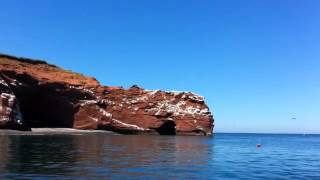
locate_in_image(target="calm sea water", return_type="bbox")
[0,133,319,179]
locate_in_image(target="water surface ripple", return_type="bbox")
[0,133,319,179]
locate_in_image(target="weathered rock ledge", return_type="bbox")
[0,54,214,135]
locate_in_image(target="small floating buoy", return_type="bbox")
[256,144,262,148]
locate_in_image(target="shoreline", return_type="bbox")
[0,128,118,135]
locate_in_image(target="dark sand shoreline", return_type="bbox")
[0,128,118,135]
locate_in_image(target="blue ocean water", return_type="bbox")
[0,133,319,179]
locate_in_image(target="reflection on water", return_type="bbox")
[0,133,319,179]
[5,136,80,176]
[0,136,10,171]
[0,135,213,179]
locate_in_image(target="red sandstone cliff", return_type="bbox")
[0,54,214,135]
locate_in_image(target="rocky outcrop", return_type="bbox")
[0,54,214,135]
[0,74,25,130]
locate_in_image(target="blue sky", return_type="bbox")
[1,0,320,133]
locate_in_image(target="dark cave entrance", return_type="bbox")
[155,120,176,135]
[13,85,75,128]
[4,72,79,128]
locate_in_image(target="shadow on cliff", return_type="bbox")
[2,71,94,129]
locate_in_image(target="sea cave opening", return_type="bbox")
[155,120,176,135]
[14,85,75,128]
[6,73,77,128]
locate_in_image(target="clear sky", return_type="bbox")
[0,0,319,133]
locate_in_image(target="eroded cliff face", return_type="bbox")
[0,54,214,135]
[0,74,25,130]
